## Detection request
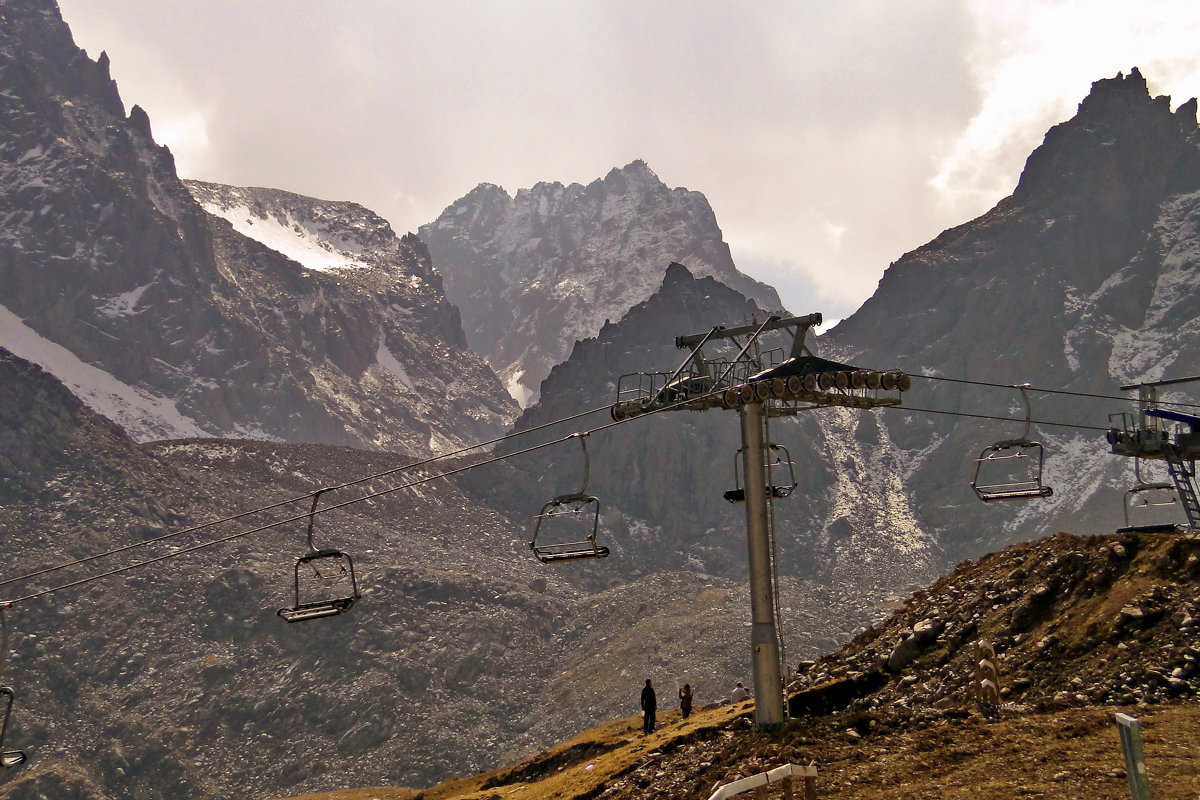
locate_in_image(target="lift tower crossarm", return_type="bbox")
[1119,374,1200,391]
[676,313,822,349]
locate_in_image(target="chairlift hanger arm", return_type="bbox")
[305,488,333,552]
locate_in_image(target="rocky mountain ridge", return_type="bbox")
[826,67,1200,566]
[419,161,783,406]
[497,69,1200,607]
[0,0,515,454]
[491,262,938,607]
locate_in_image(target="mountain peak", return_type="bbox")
[663,260,696,286]
[603,159,662,191]
[463,182,511,205]
[1012,66,1200,207]
[1076,66,1151,116]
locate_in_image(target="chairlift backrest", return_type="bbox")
[1118,458,1181,532]
[971,440,1054,502]
[724,444,798,503]
[278,548,360,623]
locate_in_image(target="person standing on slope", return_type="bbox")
[679,683,694,719]
[640,678,657,734]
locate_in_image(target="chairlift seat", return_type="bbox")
[533,542,611,563]
[974,485,1054,502]
[1116,523,1179,534]
[1,751,24,769]
[723,485,793,504]
[278,596,357,623]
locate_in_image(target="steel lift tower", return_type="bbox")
[1107,374,1200,530]
[610,305,911,727]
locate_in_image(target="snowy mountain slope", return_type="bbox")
[0,301,211,440]
[420,160,783,406]
[0,1,514,453]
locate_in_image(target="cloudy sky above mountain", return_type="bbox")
[58,0,1200,319]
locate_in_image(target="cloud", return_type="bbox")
[55,1,1200,321]
[152,110,212,177]
[933,0,1200,219]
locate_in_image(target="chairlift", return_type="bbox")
[724,444,798,503]
[529,433,610,563]
[970,384,1054,502]
[278,490,361,622]
[0,609,24,768]
[1118,457,1180,534]
[0,688,25,768]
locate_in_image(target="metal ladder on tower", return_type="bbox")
[1163,445,1200,529]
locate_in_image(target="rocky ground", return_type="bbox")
[286,528,1200,800]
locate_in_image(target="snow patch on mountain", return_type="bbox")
[1104,192,1200,385]
[1005,432,1123,534]
[197,200,372,272]
[817,407,930,557]
[505,370,533,408]
[375,332,416,391]
[0,303,210,441]
[97,273,157,317]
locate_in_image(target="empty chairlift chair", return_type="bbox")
[278,490,361,622]
[529,433,610,563]
[971,384,1054,502]
[0,610,24,768]
[724,444,797,503]
[0,688,24,768]
[1116,431,1188,534]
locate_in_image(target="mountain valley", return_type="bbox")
[3,0,1200,798]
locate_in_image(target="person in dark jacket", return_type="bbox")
[640,678,657,734]
[679,683,693,719]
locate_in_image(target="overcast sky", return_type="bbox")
[57,0,1200,320]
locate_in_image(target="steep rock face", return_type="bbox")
[0,0,514,452]
[0,346,153,501]
[183,180,516,452]
[419,161,782,406]
[827,68,1200,565]
[493,263,937,598]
